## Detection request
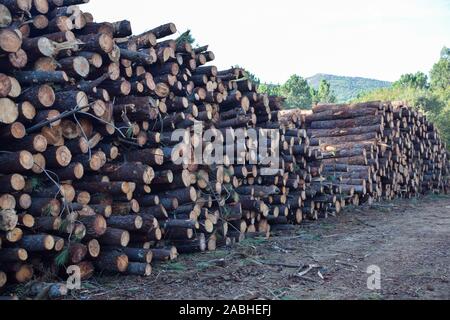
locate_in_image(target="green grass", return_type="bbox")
[366,292,384,300]
[427,193,450,200]
[164,262,187,272]
[195,261,216,270]
[280,295,296,301]
[296,231,322,241]
[318,223,335,231]
[237,237,268,248]
[209,250,230,259]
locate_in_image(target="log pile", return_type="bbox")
[0,0,311,289]
[0,0,224,288]
[275,109,349,221]
[0,0,448,295]
[204,74,308,238]
[304,101,450,206]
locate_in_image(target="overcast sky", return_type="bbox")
[84,0,450,83]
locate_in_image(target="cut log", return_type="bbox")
[98,228,130,247]
[94,250,128,273]
[0,150,34,173]
[0,98,19,124]
[126,263,151,276]
[107,215,143,231]
[78,214,107,238]
[0,209,18,232]
[18,234,55,252]
[0,28,22,53]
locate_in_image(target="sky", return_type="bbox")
[84,0,450,83]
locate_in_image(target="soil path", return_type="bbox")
[73,195,450,300]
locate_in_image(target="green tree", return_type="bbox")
[242,69,261,85]
[310,87,319,105]
[281,75,313,109]
[430,47,450,91]
[356,47,450,145]
[258,83,281,96]
[394,72,429,89]
[316,79,337,103]
[176,30,196,46]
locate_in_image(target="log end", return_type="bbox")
[88,239,101,258]
[11,174,25,191]
[95,215,108,237]
[44,235,55,251]
[0,209,18,232]
[117,254,129,272]
[0,98,19,124]
[39,84,56,108]
[15,265,33,283]
[56,146,72,167]
[74,162,85,180]
[20,150,34,170]
[0,29,22,53]
[32,153,46,174]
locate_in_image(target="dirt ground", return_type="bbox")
[71,194,450,300]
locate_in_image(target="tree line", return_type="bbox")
[242,46,449,144]
[243,71,337,110]
[355,47,450,145]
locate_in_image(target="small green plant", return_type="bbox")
[71,227,85,243]
[196,262,212,270]
[55,249,69,267]
[238,237,268,248]
[29,177,42,191]
[59,219,71,233]
[43,205,53,217]
[281,295,296,301]
[367,292,384,300]
[126,126,133,139]
[176,30,195,46]
[165,262,187,272]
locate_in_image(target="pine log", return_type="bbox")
[18,234,55,252]
[94,250,129,273]
[0,209,17,232]
[98,228,130,247]
[78,214,107,238]
[0,98,19,124]
[0,150,34,173]
[0,28,22,54]
[126,263,151,276]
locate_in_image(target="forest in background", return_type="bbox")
[307,74,392,102]
[355,47,450,145]
[250,47,449,145]
[181,31,448,145]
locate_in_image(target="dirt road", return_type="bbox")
[74,195,450,300]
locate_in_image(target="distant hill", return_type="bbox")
[307,74,392,103]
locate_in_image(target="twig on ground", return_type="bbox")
[297,264,320,277]
[353,217,377,228]
[335,260,358,269]
[263,262,303,269]
[323,234,342,238]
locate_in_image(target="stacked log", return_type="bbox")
[304,101,450,205]
[0,0,448,293]
[0,0,298,288]
[0,0,205,287]
[192,67,344,235]
[180,64,322,239]
[274,109,344,222]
